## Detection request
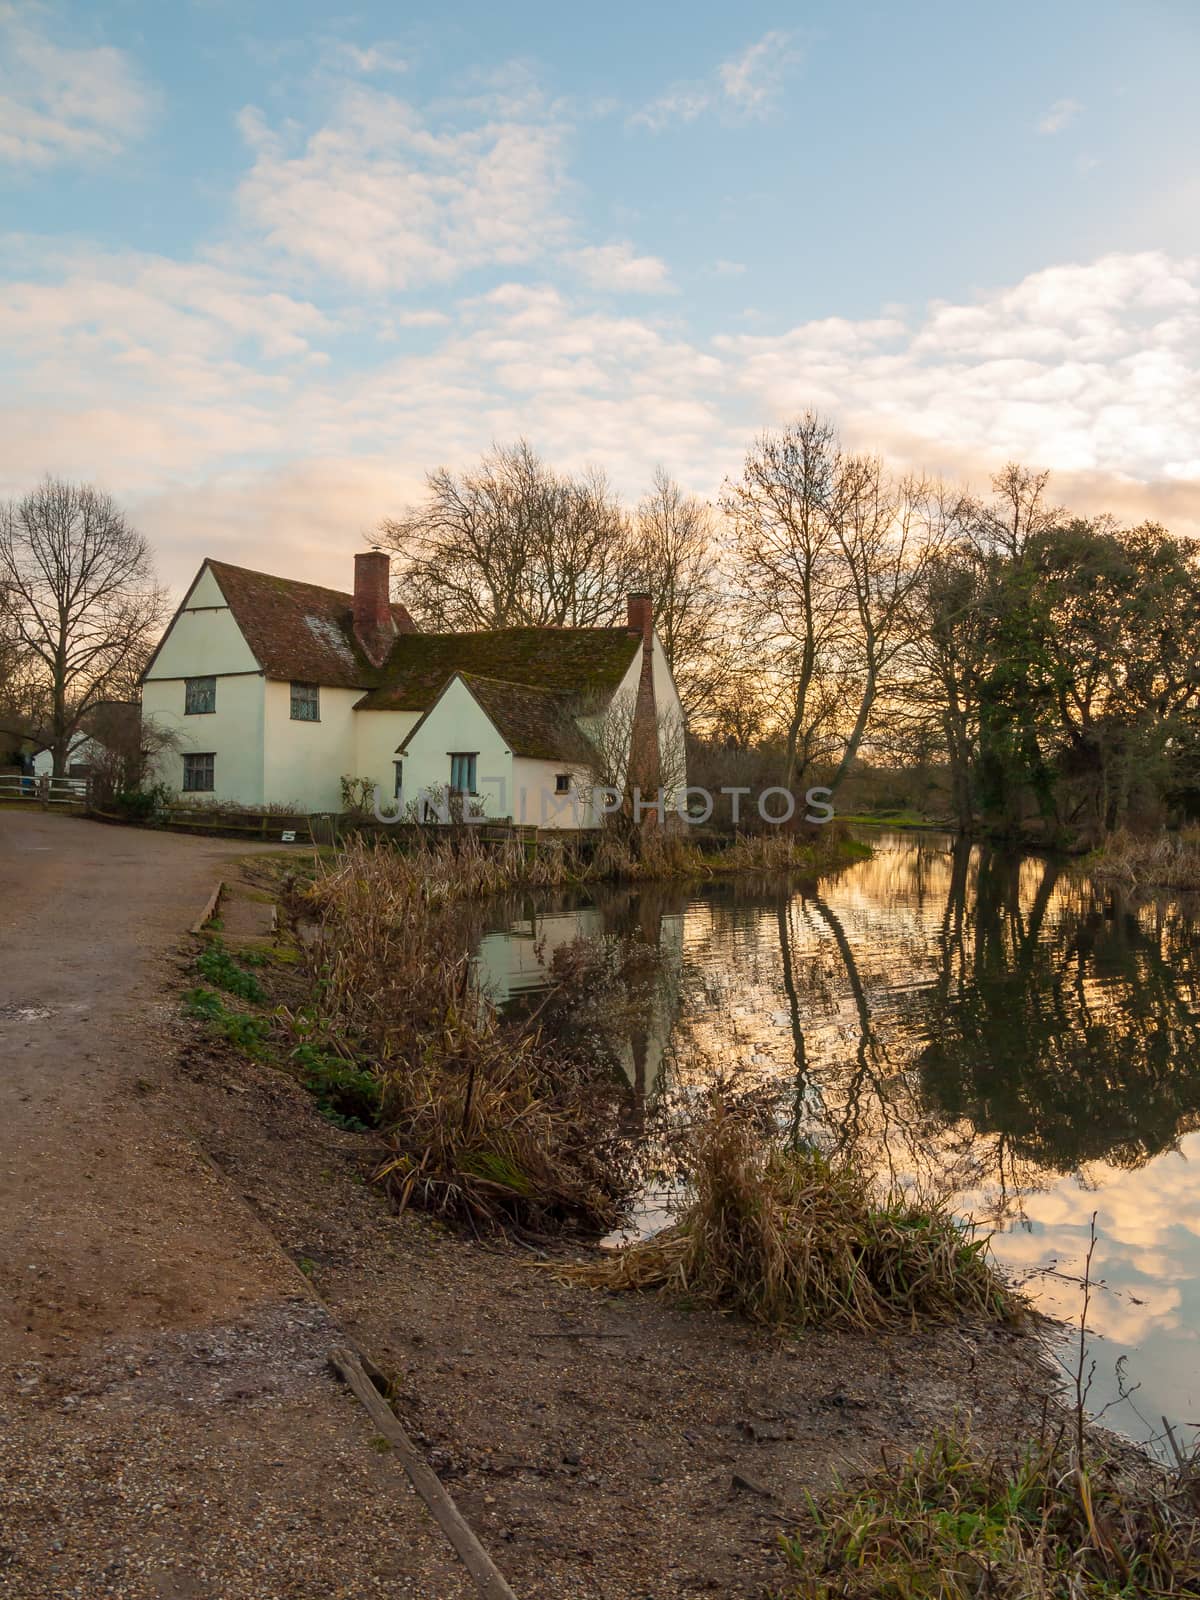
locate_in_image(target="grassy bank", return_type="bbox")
[784,1424,1200,1597]
[1090,827,1200,892]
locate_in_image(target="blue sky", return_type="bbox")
[2,0,1199,590]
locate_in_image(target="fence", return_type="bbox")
[0,774,88,808]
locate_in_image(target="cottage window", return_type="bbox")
[449,752,477,794]
[290,682,320,721]
[184,676,216,715]
[555,772,571,794]
[183,752,215,792]
[393,760,404,801]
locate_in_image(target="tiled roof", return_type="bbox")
[456,675,595,762]
[206,560,417,689]
[355,627,639,711]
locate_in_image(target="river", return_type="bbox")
[476,828,1200,1455]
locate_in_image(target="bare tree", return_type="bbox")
[379,441,640,630]
[823,464,955,796]
[635,468,727,720]
[0,479,166,776]
[574,689,688,831]
[722,413,853,793]
[976,462,1063,561]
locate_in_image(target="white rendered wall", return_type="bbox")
[263,681,360,812]
[354,709,422,811]
[401,677,513,819]
[511,757,597,829]
[142,672,266,804]
[142,567,267,803]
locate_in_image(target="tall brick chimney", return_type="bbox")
[626,591,660,819]
[353,550,396,666]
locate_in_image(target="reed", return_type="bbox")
[1091,826,1200,891]
[289,838,631,1231]
[559,1103,1011,1329]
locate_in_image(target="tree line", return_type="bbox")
[5,419,1198,840]
[382,422,1200,841]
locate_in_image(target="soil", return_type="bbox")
[1,811,1067,1600]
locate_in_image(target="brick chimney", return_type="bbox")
[627,591,653,643]
[353,550,396,666]
[626,591,660,820]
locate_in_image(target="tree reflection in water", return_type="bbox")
[481,832,1200,1444]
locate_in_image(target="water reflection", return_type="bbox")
[479,831,1200,1450]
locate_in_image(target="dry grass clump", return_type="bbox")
[1092,826,1200,891]
[291,839,631,1232]
[560,1105,1011,1329]
[785,1425,1200,1598]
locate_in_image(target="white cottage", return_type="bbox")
[140,552,686,827]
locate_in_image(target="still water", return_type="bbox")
[477,830,1200,1453]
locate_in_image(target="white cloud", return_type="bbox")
[718,30,798,116]
[712,259,746,277]
[0,3,157,167]
[631,30,800,131]
[2,243,1199,597]
[629,83,712,133]
[235,84,570,291]
[329,41,408,75]
[568,241,675,294]
[1038,97,1082,135]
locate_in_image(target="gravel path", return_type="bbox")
[0,812,471,1599]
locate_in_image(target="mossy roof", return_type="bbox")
[355,627,639,712]
[400,674,596,762]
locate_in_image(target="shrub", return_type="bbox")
[110,782,173,822]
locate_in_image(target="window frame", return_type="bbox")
[290,681,320,722]
[184,675,217,716]
[555,772,571,794]
[182,752,215,793]
[449,752,478,795]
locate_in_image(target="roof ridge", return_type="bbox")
[458,671,576,698]
[206,557,354,604]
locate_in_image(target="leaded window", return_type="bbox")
[183,752,215,792]
[184,676,216,715]
[290,682,320,722]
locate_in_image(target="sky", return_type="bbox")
[2,0,1199,594]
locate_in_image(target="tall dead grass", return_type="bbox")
[1091,827,1200,891]
[329,818,864,893]
[560,1103,1012,1329]
[292,839,631,1231]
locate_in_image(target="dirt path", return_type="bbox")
[0,812,470,1599]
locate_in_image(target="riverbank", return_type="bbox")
[174,866,1073,1596]
[169,854,1200,1596]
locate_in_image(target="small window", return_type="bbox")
[555,772,571,794]
[290,682,320,722]
[449,752,477,794]
[185,676,216,715]
[393,760,403,800]
[183,752,215,792]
